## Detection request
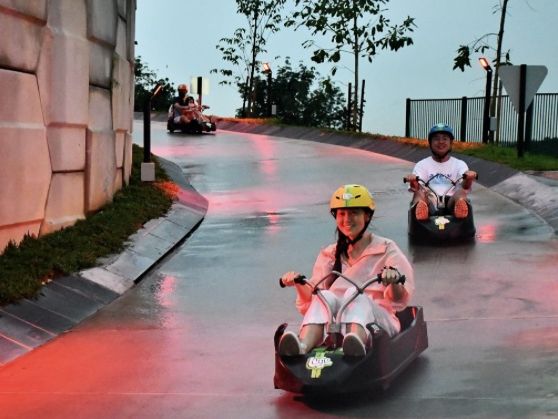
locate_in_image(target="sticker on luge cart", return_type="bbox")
[435,216,450,230]
[306,352,333,378]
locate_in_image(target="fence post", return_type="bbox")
[517,64,527,158]
[525,101,534,151]
[359,80,365,132]
[460,96,467,142]
[405,98,411,138]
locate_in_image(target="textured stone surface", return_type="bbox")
[0,69,43,122]
[111,55,133,131]
[115,131,125,167]
[0,127,51,224]
[40,172,85,235]
[0,70,50,249]
[86,0,117,47]
[89,41,113,88]
[0,6,44,72]
[46,0,86,36]
[0,0,47,20]
[86,130,116,212]
[37,27,89,125]
[123,132,133,185]
[47,126,86,171]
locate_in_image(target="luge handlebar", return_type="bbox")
[279,272,405,289]
[403,172,478,186]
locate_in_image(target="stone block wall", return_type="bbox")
[0,0,136,253]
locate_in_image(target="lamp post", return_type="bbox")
[141,83,163,181]
[262,62,272,117]
[479,57,493,144]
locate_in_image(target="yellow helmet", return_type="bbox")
[330,184,375,213]
[178,83,188,91]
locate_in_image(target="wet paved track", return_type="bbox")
[0,123,557,418]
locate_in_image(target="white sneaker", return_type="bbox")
[342,333,366,357]
[278,331,305,356]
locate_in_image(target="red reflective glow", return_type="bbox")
[156,274,177,308]
[245,134,278,178]
[476,223,497,243]
[265,211,281,235]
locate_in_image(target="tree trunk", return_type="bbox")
[246,6,260,116]
[352,8,359,131]
[491,0,509,140]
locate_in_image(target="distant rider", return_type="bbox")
[173,84,193,125]
[405,123,477,220]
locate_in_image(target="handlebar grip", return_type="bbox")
[375,273,406,285]
[462,173,479,180]
[404,176,421,184]
[279,275,307,288]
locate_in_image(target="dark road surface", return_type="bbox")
[0,123,557,418]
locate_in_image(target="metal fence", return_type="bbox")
[405,93,558,153]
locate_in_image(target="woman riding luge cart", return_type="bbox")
[274,184,428,394]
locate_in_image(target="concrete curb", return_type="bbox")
[0,158,208,366]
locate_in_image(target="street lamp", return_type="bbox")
[479,57,493,144]
[141,83,163,181]
[262,62,272,117]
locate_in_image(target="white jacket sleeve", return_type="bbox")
[382,239,415,311]
[295,245,335,315]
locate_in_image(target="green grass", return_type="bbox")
[0,145,174,306]
[458,143,558,171]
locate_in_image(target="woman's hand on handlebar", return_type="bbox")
[380,266,403,285]
[279,271,306,287]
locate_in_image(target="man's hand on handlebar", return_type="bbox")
[404,174,420,192]
[462,170,478,189]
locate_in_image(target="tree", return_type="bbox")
[134,56,175,112]
[245,59,346,129]
[453,0,511,142]
[211,0,286,116]
[286,0,415,130]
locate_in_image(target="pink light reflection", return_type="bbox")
[476,223,497,243]
[203,183,321,216]
[266,211,281,235]
[245,134,278,178]
[156,274,177,308]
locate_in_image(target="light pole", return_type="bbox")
[479,57,493,144]
[141,83,163,181]
[262,62,272,117]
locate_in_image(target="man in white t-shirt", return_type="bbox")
[405,123,477,221]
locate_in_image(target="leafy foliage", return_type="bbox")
[211,0,287,116]
[453,36,511,72]
[134,56,176,112]
[244,59,346,129]
[286,0,415,130]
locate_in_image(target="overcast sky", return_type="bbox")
[135,0,558,136]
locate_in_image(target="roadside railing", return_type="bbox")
[405,93,558,154]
